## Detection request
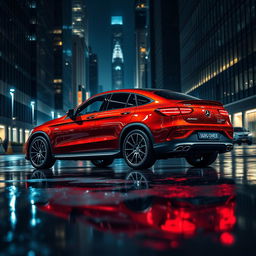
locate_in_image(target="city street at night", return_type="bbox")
[0,145,256,255]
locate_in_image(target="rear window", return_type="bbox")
[154,90,199,100]
[136,95,151,106]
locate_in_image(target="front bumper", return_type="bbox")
[154,132,233,157]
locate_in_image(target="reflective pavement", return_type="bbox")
[0,145,256,255]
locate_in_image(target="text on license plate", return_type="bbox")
[198,132,219,140]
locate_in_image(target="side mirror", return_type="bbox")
[66,109,75,119]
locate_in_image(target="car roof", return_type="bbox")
[92,89,159,99]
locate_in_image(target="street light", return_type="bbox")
[9,89,15,120]
[31,101,35,125]
[51,111,55,119]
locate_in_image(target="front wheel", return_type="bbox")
[29,136,55,169]
[91,159,114,168]
[123,129,155,169]
[185,151,218,167]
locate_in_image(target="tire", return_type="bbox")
[185,151,218,167]
[91,159,114,168]
[29,136,55,169]
[122,129,156,169]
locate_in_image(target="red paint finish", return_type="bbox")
[25,89,233,157]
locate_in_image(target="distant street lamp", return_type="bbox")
[31,101,35,125]
[51,111,55,119]
[9,89,15,120]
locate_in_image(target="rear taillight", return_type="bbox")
[218,109,229,116]
[180,107,193,114]
[155,107,193,116]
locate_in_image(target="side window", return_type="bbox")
[136,95,151,106]
[127,94,137,107]
[77,95,107,116]
[107,93,130,110]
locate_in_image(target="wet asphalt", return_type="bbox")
[0,145,256,256]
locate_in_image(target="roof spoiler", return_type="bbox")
[179,99,223,106]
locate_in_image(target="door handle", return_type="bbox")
[87,115,95,120]
[121,112,131,115]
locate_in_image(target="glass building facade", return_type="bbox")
[179,0,256,138]
[149,0,181,91]
[0,0,54,144]
[135,0,150,89]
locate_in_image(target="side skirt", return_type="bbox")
[53,150,121,160]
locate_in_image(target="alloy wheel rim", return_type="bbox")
[124,133,147,165]
[30,139,47,166]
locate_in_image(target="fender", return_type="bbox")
[119,122,155,149]
[26,131,53,159]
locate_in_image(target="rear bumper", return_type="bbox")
[154,132,233,157]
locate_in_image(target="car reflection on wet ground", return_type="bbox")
[0,145,256,256]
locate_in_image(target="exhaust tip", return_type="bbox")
[175,146,184,151]
[183,146,191,151]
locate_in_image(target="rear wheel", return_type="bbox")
[91,159,114,168]
[185,151,218,167]
[123,129,155,169]
[29,136,55,169]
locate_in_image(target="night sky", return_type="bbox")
[86,0,135,92]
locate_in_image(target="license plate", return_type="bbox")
[198,132,219,140]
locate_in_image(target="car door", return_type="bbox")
[52,95,108,154]
[89,93,137,151]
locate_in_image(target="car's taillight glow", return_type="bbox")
[218,109,229,116]
[180,108,193,114]
[155,107,193,116]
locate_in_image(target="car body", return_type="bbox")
[233,127,253,145]
[25,89,233,169]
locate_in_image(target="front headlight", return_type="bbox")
[248,133,253,137]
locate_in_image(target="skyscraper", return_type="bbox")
[72,0,89,105]
[89,49,99,96]
[53,0,73,116]
[0,0,54,145]
[135,0,150,88]
[111,16,124,90]
[148,0,181,91]
[179,0,256,138]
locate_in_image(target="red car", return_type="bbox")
[25,89,233,169]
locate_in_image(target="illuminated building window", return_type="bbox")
[12,128,18,143]
[0,125,6,140]
[29,2,36,8]
[19,129,23,144]
[140,47,146,53]
[54,41,63,46]
[246,109,256,138]
[72,7,82,11]
[53,79,63,84]
[28,35,36,41]
[53,29,62,34]
[111,16,123,25]
[233,112,243,127]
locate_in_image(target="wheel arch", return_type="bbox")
[26,131,52,159]
[119,123,154,151]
